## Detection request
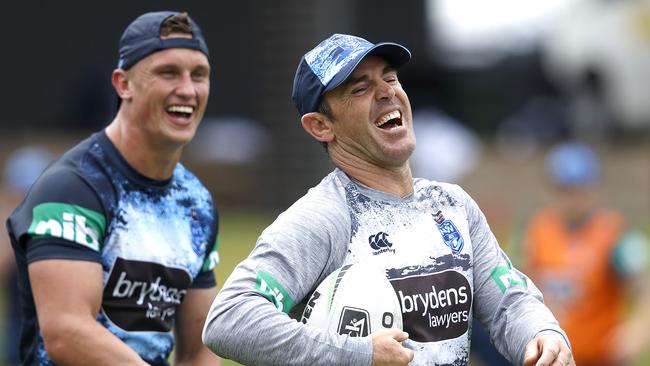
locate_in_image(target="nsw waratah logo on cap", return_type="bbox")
[305,34,373,86]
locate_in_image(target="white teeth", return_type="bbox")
[167,105,194,114]
[376,110,401,126]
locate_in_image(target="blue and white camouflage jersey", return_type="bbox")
[7,131,219,366]
[203,168,566,366]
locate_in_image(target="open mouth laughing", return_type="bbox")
[375,110,402,130]
[166,105,194,118]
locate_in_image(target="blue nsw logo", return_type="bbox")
[437,220,464,254]
[369,232,394,254]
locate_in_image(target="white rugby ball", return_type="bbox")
[300,262,402,337]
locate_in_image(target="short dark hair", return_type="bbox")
[316,98,333,151]
[317,98,333,119]
[160,12,193,37]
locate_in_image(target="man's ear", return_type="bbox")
[111,69,132,101]
[300,112,334,143]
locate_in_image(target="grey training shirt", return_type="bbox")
[203,168,566,365]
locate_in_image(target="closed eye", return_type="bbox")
[191,66,210,81]
[351,86,367,94]
[157,67,179,79]
[384,71,399,84]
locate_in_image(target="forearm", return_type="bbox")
[43,314,148,366]
[203,292,372,366]
[174,287,222,366]
[492,288,566,365]
[173,348,221,366]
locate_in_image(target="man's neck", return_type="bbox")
[105,118,181,181]
[334,157,414,197]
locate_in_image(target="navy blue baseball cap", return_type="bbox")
[117,11,209,70]
[545,141,600,187]
[292,34,411,116]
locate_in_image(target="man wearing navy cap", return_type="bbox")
[203,34,574,365]
[6,11,220,365]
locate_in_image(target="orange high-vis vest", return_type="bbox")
[523,207,624,365]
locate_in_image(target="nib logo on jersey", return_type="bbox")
[390,270,472,342]
[103,257,191,332]
[28,202,106,251]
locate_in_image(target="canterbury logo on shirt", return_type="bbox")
[369,231,392,250]
[369,231,396,255]
[27,202,106,251]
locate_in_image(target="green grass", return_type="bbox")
[214,210,275,291]
[212,210,276,366]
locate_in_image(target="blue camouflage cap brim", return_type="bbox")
[292,34,411,116]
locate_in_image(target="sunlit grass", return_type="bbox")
[211,210,276,366]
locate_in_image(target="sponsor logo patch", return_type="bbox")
[337,307,370,337]
[202,237,220,272]
[255,271,294,313]
[433,211,464,254]
[490,264,527,293]
[390,270,472,342]
[28,202,105,251]
[103,257,192,332]
[368,231,395,255]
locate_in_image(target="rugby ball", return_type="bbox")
[300,262,402,337]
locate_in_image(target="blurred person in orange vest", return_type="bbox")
[522,140,650,366]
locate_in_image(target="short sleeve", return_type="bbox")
[8,164,106,264]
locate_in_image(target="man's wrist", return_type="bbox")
[534,329,571,349]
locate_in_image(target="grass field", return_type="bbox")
[211,210,276,366]
[214,210,276,295]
